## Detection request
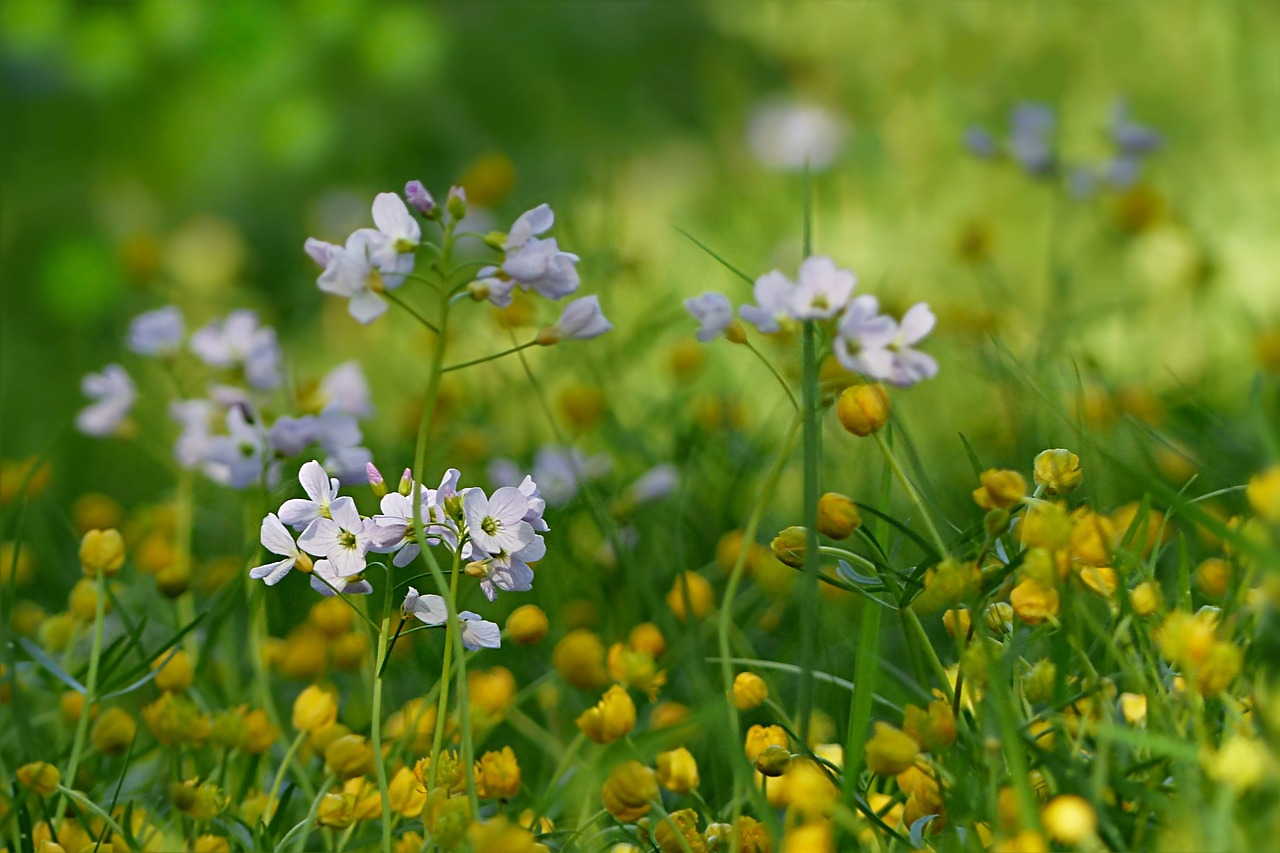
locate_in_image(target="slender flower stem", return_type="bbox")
[174,467,199,661]
[370,567,394,853]
[450,548,481,819]
[872,431,950,559]
[742,339,799,411]
[54,568,106,829]
[797,319,822,745]
[427,561,461,790]
[56,785,128,839]
[385,290,441,334]
[280,773,337,852]
[264,729,308,828]
[441,339,538,373]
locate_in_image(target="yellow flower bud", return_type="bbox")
[505,605,549,645]
[653,808,705,853]
[388,766,426,818]
[79,529,125,578]
[1077,565,1118,597]
[142,692,210,746]
[193,834,231,853]
[744,724,788,763]
[309,597,355,638]
[91,708,137,757]
[292,685,338,733]
[1010,578,1059,626]
[469,816,539,853]
[816,493,861,540]
[240,707,277,754]
[1193,641,1242,696]
[576,685,636,744]
[770,526,807,569]
[1040,794,1096,846]
[1033,449,1083,495]
[1119,692,1148,726]
[59,690,95,725]
[1247,465,1280,523]
[656,747,700,794]
[552,629,609,690]
[475,746,522,800]
[607,643,667,700]
[151,650,194,693]
[864,722,919,776]
[1202,734,1275,791]
[1130,581,1162,616]
[1022,660,1056,704]
[172,780,224,820]
[781,822,833,853]
[837,383,890,437]
[985,601,1014,634]
[1070,508,1115,566]
[469,667,518,719]
[942,608,971,640]
[601,761,658,823]
[18,762,60,796]
[324,734,374,780]
[972,469,1027,511]
[1019,502,1073,552]
[316,792,356,829]
[11,599,46,637]
[732,672,768,710]
[902,699,956,753]
[69,578,109,622]
[331,631,370,672]
[627,622,667,659]
[1195,558,1231,598]
[650,701,689,730]
[666,572,713,621]
[309,721,350,757]
[754,744,792,778]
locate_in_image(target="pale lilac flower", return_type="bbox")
[471,534,540,602]
[76,364,136,437]
[204,407,267,489]
[1110,100,1162,156]
[128,306,184,356]
[463,487,535,556]
[487,458,523,488]
[684,292,733,342]
[364,192,420,287]
[791,256,856,320]
[249,513,308,586]
[538,295,612,344]
[834,295,899,379]
[297,495,375,578]
[190,310,280,389]
[468,266,518,307]
[371,491,452,567]
[268,415,318,457]
[320,362,373,418]
[739,271,797,334]
[1009,102,1057,176]
[532,446,610,506]
[305,238,341,270]
[747,100,845,171]
[627,464,679,504]
[459,612,502,650]
[501,205,580,300]
[404,180,436,217]
[517,475,548,532]
[882,303,939,387]
[170,399,216,469]
[404,586,448,626]
[310,559,372,597]
[316,230,389,325]
[279,459,342,531]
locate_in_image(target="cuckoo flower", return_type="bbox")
[310,559,373,597]
[501,204,580,300]
[404,587,449,626]
[459,612,502,651]
[537,295,612,344]
[739,271,797,334]
[684,292,734,342]
[791,256,856,320]
[316,230,390,325]
[127,306,184,356]
[249,513,312,586]
[279,460,342,531]
[77,364,136,437]
[297,496,376,578]
[463,487,535,556]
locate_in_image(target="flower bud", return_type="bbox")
[601,761,658,823]
[324,734,374,780]
[91,707,138,756]
[943,608,972,640]
[1033,449,1083,495]
[310,597,355,638]
[754,744,792,777]
[744,724,788,762]
[445,186,468,221]
[404,181,436,218]
[292,685,338,733]
[984,508,1011,539]
[985,601,1014,635]
[724,321,748,345]
[1022,659,1056,704]
[464,560,490,579]
[475,746,521,800]
[1040,794,1096,846]
[17,761,60,796]
[504,605,548,645]
[552,629,609,690]
[80,529,125,577]
[389,766,426,818]
[972,469,1027,511]
[367,462,387,498]
[398,468,413,496]
[627,622,666,659]
[770,526,807,568]
[1010,578,1060,625]
[316,792,357,829]
[1195,558,1231,598]
[666,572,713,621]
[654,808,703,853]
[732,672,768,710]
[152,650,194,693]
[864,722,919,776]
[69,578,109,622]
[817,492,861,539]
[902,699,957,753]
[1130,581,1162,616]
[837,383,890,437]
[576,685,636,744]
[656,747,700,794]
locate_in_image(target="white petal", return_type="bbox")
[298,460,331,503]
[259,513,298,557]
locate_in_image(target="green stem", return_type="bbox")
[742,339,799,410]
[450,547,481,819]
[842,601,881,798]
[427,563,462,789]
[264,729,308,828]
[370,567,393,853]
[54,568,106,829]
[55,785,128,840]
[441,339,537,373]
[872,430,950,559]
[797,319,821,744]
[385,290,441,333]
[817,545,880,575]
[281,773,337,853]
[174,467,199,661]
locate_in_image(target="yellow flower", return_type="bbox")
[388,766,426,818]
[552,629,609,690]
[1010,578,1059,626]
[309,597,355,637]
[1033,449,1083,495]
[413,750,466,796]
[1247,465,1280,522]
[650,701,689,730]
[91,708,137,757]
[1077,565,1118,597]
[576,685,636,744]
[972,469,1027,511]
[68,578,110,622]
[292,685,338,733]
[342,777,382,821]
[469,816,538,853]
[475,747,521,800]
[79,529,125,577]
[17,762,60,796]
[171,779,224,820]
[192,835,230,853]
[667,572,713,621]
[781,821,833,853]
[1130,581,1163,616]
[781,759,838,818]
[151,650,194,693]
[315,792,356,829]
[1070,509,1115,566]
[942,608,971,640]
[816,493,861,540]
[601,761,657,823]
[656,747,700,794]
[902,700,956,753]
[733,672,768,710]
[331,632,370,671]
[627,622,667,659]
[1019,502,1073,552]
[469,667,518,719]
[1120,693,1148,726]
[744,724,789,763]
[864,723,919,776]
[1202,734,1275,791]
[770,527,808,569]
[142,692,210,746]
[1193,641,1242,696]
[837,383,890,437]
[384,698,439,755]
[324,734,373,780]
[653,808,707,853]
[1195,558,1231,598]
[1040,794,1096,846]
[506,605,549,644]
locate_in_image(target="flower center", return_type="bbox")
[338,530,357,549]
[365,267,385,293]
[480,516,499,536]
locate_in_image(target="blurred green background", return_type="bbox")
[4,0,1280,509]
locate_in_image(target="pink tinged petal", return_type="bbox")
[328,496,361,530]
[898,303,936,345]
[305,238,340,269]
[298,460,333,503]
[260,513,299,557]
[249,558,295,586]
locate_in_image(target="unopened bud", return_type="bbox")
[771,526,808,568]
[754,744,792,777]
[837,384,891,437]
[817,492,861,539]
[367,462,387,498]
[724,321,748,345]
[984,508,1011,539]
[483,231,507,252]
[404,181,436,218]
[464,560,489,579]
[398,468,413,497]
[446,186,468,220]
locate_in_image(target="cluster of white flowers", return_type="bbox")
[684,255,938,387]
[251,459,552,651]
[78,306,373,488]
[304,183,611,341]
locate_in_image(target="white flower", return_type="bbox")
[791,256,856,320]
[170,399,216,469]
[363,192,420,288]
[627,463,679,504]
[319,362,373,418]
[371,491,451,567]
[77,364,136,437]
[537,295,612,344]
[501,205,580,300]
[747,100,845,172]
[297,495,375,578]
[310,559,372,597]
[835,297,938,387]
[517,475,548,533]
[325,446,373,486]
[403,586,448,626]
[459,612,502,650]
[739,271,797,333]
[267,415,318,457]
[204,407,268,489]
[684,292,733,342]
[471,534,541,602]
[316,230,390,325]
[468,266,518,307]
[463,486,535,556]
[128,306,184,355]
[881,303,939,387]
[249,513,309,586]
[189,310,280,389]
[279,460,342,531]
